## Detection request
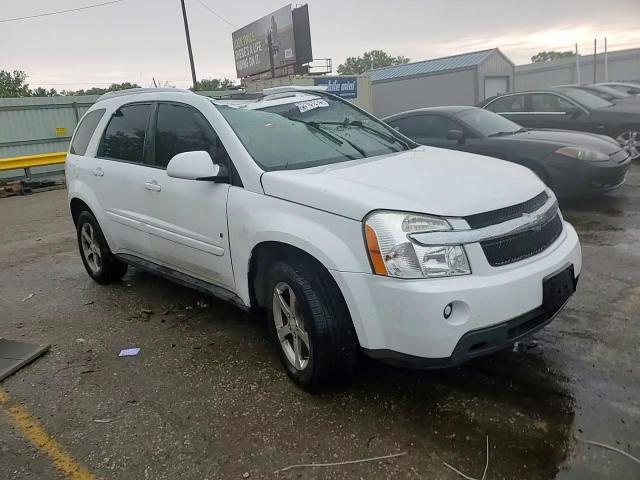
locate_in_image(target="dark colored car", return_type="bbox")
[596,82,640,96]
[557,84,640,104]
[384,106,631,197]
[478,86,640,160]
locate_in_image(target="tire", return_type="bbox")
[76,211,128,284]
[265,259,359,390]
[614,127,640,160]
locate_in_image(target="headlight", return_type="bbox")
[555,146,609,162]
[364,211,471,278]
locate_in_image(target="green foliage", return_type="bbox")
[531,51,575,63]
[191,78,237,91]
[337,50,410,75]
[61,82,141,96]
[0,70,31,98]
[31,87,59,97]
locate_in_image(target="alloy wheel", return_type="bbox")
[272,282,310,371]
[80,222,102,274]
[616,130,640,159]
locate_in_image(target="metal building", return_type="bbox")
[515,47,640,90]
[366,48,514,117]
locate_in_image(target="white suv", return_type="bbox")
[66,87,582,389]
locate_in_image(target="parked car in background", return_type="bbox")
[66,87,581,389]
[596,82,640,96]
[556,84,640,104]
[479,86,640,160]
[384,107,631,197]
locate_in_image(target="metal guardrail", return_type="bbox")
[0,152,66,172]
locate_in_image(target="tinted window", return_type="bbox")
[98,104,151,162]
[530,93,575,112]
[70,109,105,155]
[155,104,217,168]
[456,109,521,137]
[486,95,524,113]
[391,115,460,140]
[554,87,613,109]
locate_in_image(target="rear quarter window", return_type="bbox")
[70,109,106,156]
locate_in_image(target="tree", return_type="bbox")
[337,50,410,75]
[192,78,236,91]
[31,87,58,97]
[0,70,31,98]
[531,51,575,63]
[61,82,141,96]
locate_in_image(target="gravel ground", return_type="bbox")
[0,169,638,480]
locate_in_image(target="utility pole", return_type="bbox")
[593,38,597,84]
[575,43,581,84]
[180,0,198,90]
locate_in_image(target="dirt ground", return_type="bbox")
[0,169,639,480]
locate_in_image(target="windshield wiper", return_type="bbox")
[314,120,411,150]
[286,118,366,158]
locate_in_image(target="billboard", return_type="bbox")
[232,4,312,79]
[314,77,358,99]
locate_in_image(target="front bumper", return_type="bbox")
[548,153,631,196]
[331,222,581,362]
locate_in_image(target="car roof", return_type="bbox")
[384,105,477,119]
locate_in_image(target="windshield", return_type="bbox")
[456,108,523,137]
[216,94,413,171]
[554,87,613,109]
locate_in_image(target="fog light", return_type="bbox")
[443,303,453,319]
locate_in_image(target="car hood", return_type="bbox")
[507,129,622,153]
[596,102,640,115]
[260,146,545,220]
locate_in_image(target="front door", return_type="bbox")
[142,102,235,290]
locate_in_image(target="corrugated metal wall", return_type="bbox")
[0,95,98,179]
[515,48,640,90]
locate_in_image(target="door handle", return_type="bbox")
[144,181,161,192]
[92,167,104,177]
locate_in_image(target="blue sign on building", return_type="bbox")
[314,77,358,99]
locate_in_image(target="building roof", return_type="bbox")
[366,49,498,83]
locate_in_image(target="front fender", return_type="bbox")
[227,188,371,306]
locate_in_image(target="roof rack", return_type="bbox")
[97,87,194,102]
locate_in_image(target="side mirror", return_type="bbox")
[446,129,465,144]
[166,151,226,182]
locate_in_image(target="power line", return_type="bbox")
[0,0,124,24]
[194,0,237,29]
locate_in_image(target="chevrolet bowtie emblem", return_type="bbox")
[523,212,543,231]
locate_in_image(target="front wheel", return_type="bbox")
[76,211,128,284]
[615,128,640,160]
[266,259,359,390]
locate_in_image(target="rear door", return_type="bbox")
[484,94,530,126]
[92,103,155,259]
[142,102,235,289]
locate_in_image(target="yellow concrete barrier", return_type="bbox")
[0,152,67,171]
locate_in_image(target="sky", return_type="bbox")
[2,0,640,91]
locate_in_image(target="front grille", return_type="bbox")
[465,191,548,229]
[481,213,563,267]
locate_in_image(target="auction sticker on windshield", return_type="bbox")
[295,99,329,113]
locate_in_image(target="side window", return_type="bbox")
[530,94,574,112]
[391,115,460,140]
[154,103,218,168]
[97,104,151,162]
[486,95,524,113]
[70,109,106,156]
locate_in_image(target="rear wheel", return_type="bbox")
[266,259,358,390]
[77,211,128,284]
[615,128,640,160]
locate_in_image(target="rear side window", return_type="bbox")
[389,115,459,140]
[486,95,524,113]
[70,109,105,156]
[154,103,216,168]
[530,94,574,112]
[98,104,151,163]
